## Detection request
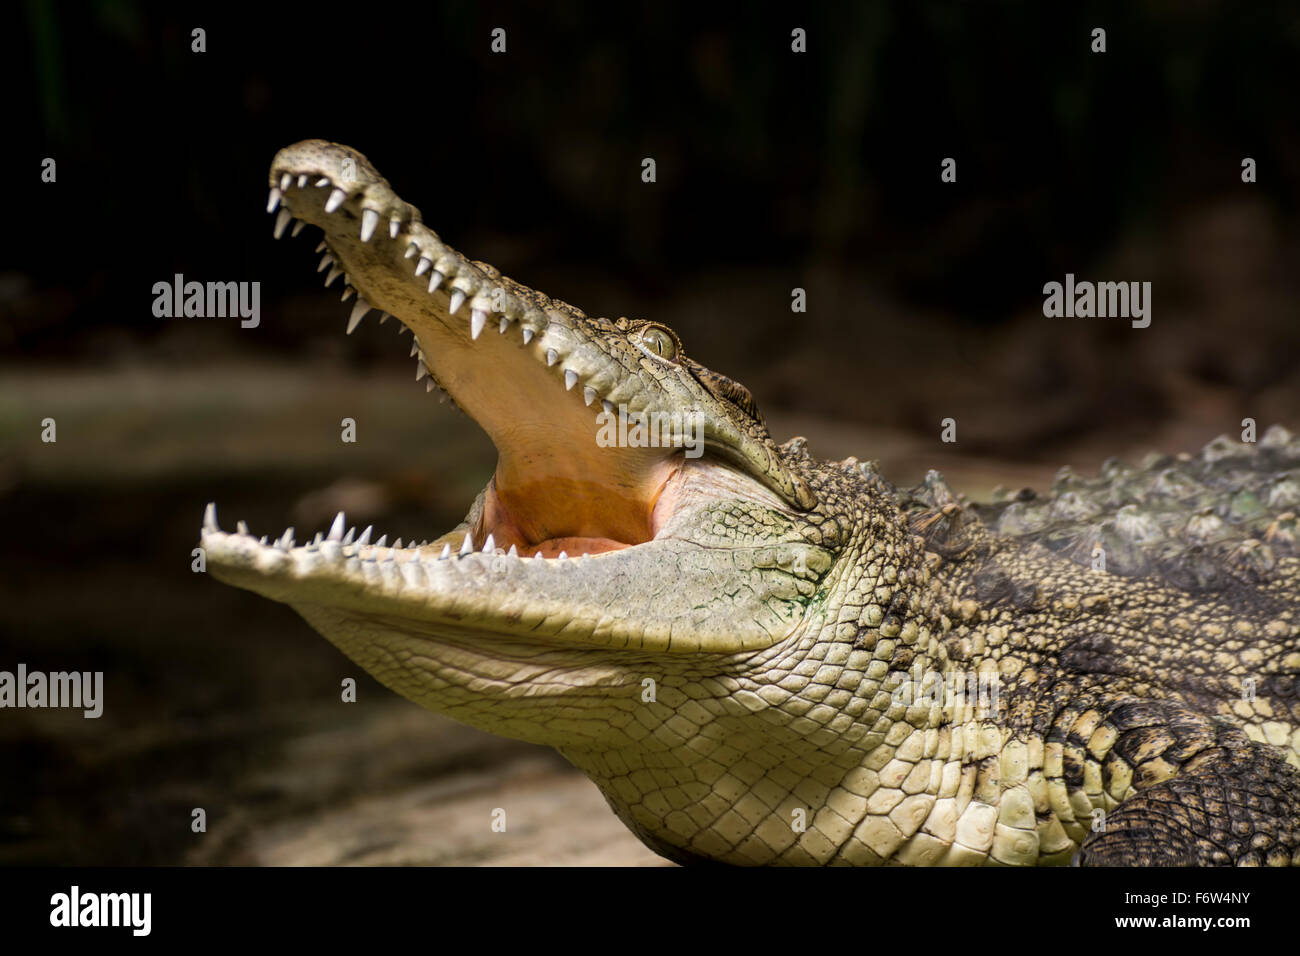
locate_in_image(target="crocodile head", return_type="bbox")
[203,142,936,863]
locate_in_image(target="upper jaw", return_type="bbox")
[267,139,817,515]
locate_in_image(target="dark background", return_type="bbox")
[1,0,1297,864]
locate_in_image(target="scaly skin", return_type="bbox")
[203,140,1300,866]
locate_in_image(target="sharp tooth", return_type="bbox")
[602,399,616,414]
[392,538,402,549]
[470,309,487,339]
[522,327,534,345]
[416,363,427,381]
[325,267,342,286]
[280,173,292,191]
[483,533,495,553]
[449,290,466,314]
[507,544,518,557]
[499,317,510,334]
[360,209,379,242]
[398,325,410,335]
[437,389,447,402]
[440,544,451,559]
[546,349,559,366]
[343,526,356,545]
[415,258,431,277]
[274,208,292,238]
[379,312,390,324]
[389,218,401,239]
[410,341,419,357]
[357,526,372,546]
[557,551,568,560]
[312,532,323,546]
[237,520,249,535]
[259,535,268,546]
[315,177,330,187]
[341,287,355,302]
[428,271,444,293]
[278,528,295,550]
[328,512,346,541]
[564,369,578,390]
[347,300,371,334]
[317,254,333,272]
[426,379,437,393]
[266,188,281,213]
[459,534,474,556]
[583,386,597,406]
[376,534,387,547]
[203,502,219,532]
[315,241,327,253]
[291,219,305,237]
[297,175,308,188]
[325,188,346,213]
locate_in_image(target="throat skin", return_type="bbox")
[201,139,1300,867]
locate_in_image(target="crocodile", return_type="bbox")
[202,139,1300,866]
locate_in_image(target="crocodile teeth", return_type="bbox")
[546,349,559,366]
[499,317,510,334]
[410,341,420,358]
[583,386,597,406]
[428,271,444,293]
[375,534,388,548]
[277,528,295,550]
[236,520,249,535]
[602,400,616,414]
[274,208,292,238]
[483,533,495,553]
[325,267,342,287]
[291,219,305,237]
[557,551,568,561]
[297,175,308,188]
[280,173,292,191]
[317,254,333,272]
[360,209,379,242]
[449,290,466,314]
[507,544,518,557]
[357,525,372,547]
[439,544,451,560]
[325,188,346,213]
[389,218,401,239]
[379,312,390,324]
[416,363,427,381]
[341,287,355,302]
[470,309,487,340]
[426,379,437,392]
[404,242,419,259]
[315,177,330,187]
[522,328,535,345]
[204,502,219,532]
[415,258,432,277]
[266,188,281,213]
[459,534,474,556]
[346,300,371,334]
[328,512,346,541]
[315,241,327,253]
[342,526,356,545]
[564,369,578,390]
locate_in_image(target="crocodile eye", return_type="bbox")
[639,326,677,361]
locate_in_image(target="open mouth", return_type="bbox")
[205,140,813,567]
